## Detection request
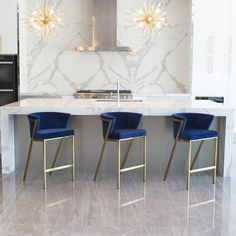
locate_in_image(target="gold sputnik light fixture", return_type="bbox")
[28,0,63,36]
[132,0,167,36]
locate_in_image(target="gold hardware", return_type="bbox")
[190,166,216,174]
[43,140,47,189]
[121,139,134,169]
[23,139,34,182]
[228,36,232,74]
[213,138,218,184]
[23,119,75,188]
[117,141,121,189]
[72,136,75,181]
[163,118,183,181]
[208,37,214,54]
[163,118,218,190]
[45,164,74,173]
[190,140,204,170]
[93,117,147,189]
[93,141,107,181]
[23,119,38,182]
[208,36,214,74]
[49,138,64,175]
[187,141,191,190]
[143,136,147,182]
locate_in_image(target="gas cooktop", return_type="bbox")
[74,90,132,99]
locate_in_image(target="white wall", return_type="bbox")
[0,0,18,54]
[19,0,190,95]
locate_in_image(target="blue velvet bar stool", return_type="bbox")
[163,113,218,190]
[23,112,75,189]
[93,112,147,189]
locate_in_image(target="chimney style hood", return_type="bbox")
[76,0,131,52]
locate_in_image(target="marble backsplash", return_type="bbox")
[20,0,190,95]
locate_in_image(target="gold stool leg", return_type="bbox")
[143,136,147,182]
[23,139,34,182]
[190,140,204,170]
[187,141,192,190]
[213,138,218,184]
[117,140,121,189]
[72,136,75,181]
[49,138,64,175]
[43,140,47,189]
[163,139,178,181]
[121,139,133,169]
[93,141,107,181]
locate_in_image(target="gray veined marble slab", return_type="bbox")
[19,0,190,95]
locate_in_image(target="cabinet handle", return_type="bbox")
[207,37,214,74]
[0,89,14,92]
[208,56,214,74]
[228,57,232,74]
[228,36,232,74]
[0,61,13,65]
[208,36,214,54]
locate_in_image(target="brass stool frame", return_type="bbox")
[93,118,147,189]
[23,118,75,189]
[163,118,218,190]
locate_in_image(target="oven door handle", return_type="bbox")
[0,89,14,92]
[0,61,13,65]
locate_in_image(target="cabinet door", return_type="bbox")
[227,0,236,107]
[192,0,214,55]
[192,53,228,96]
[192,0,230,55]
[192,0,230,97]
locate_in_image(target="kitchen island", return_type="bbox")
[0,98,234,177]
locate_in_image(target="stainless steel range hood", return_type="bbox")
[76,0,131,52]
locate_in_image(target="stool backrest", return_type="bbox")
[172,113,214,139]
[101,112,143,139]
[28,112,71,138]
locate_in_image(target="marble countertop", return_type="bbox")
[0,98,234,176]
[1,98,234,116]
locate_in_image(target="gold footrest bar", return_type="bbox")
[190,166,216,174]
[45,164,73,173]
[120,164,145,173]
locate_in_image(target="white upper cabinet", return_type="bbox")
[192,0,230,55]
[0,0,17,54]
[191,0,231,97]
[229,0,236,72]
[227,0,236,107]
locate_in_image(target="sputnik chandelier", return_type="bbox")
[28,0,63,36]
[132,0,167,36]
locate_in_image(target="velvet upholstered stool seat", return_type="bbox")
[23,112,75,189]
[94,112,147,189]
[163,113,218,190]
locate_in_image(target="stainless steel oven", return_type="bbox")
[0,55,18,105]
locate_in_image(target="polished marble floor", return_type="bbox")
[0,170,236,236]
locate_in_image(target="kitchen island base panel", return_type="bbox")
[8,116,224,177]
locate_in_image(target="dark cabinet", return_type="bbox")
[0,55,18,105]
